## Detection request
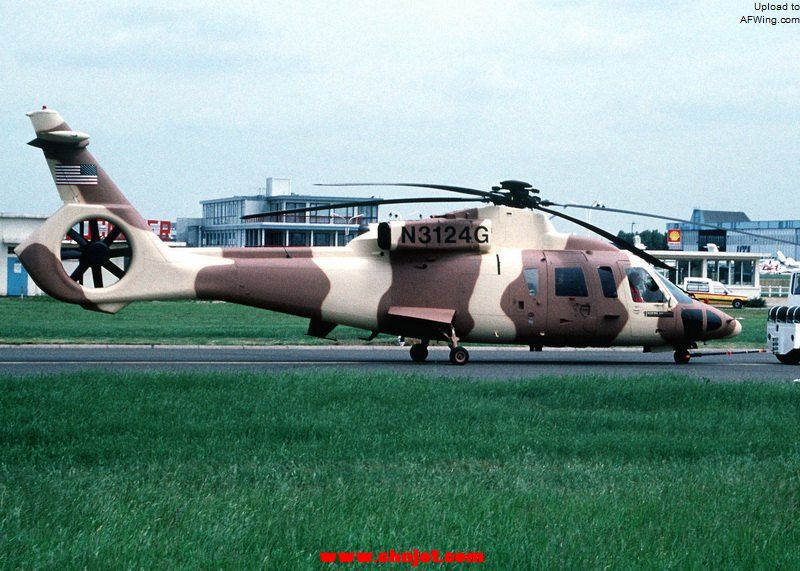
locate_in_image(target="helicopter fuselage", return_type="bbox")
[190,206,740,349]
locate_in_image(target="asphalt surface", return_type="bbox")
[0,345,796,382]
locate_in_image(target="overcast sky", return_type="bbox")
[1,1,798,235]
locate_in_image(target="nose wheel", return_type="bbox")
[673,348,691,364]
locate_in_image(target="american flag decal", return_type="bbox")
[54,164,98,185]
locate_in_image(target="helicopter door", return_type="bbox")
[505,252,548,340]
[545,252,597,341]
[620,264,675,342]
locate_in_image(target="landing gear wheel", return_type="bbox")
[776,350,800,365]
[409,343,428,363]
[732,300,744,309]
[673,349,691,364]
[449,346,469,366]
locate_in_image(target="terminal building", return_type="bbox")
[177,178,380,248]
[666,209,800,259]
[651,249,766,299]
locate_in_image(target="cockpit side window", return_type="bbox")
[625,267,666,303]
[523,268,539,297]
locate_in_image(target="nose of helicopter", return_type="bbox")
[704,306,741,340]
[730,317,742,337]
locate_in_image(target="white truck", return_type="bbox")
[767,270,800,364]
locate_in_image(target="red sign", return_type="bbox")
[148,219,173,241]
[667,228,682,250]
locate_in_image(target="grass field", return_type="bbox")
[0,297,768,348]
[0,297,390,345]
[2,371,799,568]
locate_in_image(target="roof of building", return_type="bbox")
[690,209,751,224]
[0,212,49,220]
[200,194,379,205]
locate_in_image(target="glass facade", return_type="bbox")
[667,217,800,259]
[200,194,378,248]
[661,256,758,288]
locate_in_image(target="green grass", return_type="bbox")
[0,297,390,345]
[0,297,769,348]
[726,307,768,347]
[2,371,799,568]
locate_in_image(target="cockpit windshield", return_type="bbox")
[655,273,694,304]
[625,267,666,303]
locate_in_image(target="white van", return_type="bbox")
[681,278,749,309]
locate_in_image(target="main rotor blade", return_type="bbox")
[537,205,673,271]
[315,182,496,199]
[553,203,800,248]
[241,197,481,220]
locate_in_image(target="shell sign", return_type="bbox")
[667,228,682,250]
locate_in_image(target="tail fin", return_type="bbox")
[26,107,149,232]
[16,108,229,313]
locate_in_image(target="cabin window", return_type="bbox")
[597,266,618,298]
[555,267,588,297]
[626,267,666,303]
[523,268,539,297]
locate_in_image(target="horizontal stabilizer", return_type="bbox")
[29,130,90,146]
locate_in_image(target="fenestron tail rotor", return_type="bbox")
[60,218,131,288]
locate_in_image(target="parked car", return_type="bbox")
[681,277,750,309]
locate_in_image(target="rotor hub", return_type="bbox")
[83,240,111,265]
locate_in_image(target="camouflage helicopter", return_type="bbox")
[17,108,754,366]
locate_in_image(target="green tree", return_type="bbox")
[616,229,667,250]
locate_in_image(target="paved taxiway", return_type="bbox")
[0,345,795,382]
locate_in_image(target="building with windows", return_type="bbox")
[666,209,800,259]
[651,250,766,298]
[176,178,380,248]
[1,213,48,296]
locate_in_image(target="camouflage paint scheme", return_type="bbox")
[16,109,741,357]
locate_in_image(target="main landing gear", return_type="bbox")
[449,346,469,366]
[409,342,428,363]
[407,325,471,366]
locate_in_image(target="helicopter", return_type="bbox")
[16,108,759,366]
